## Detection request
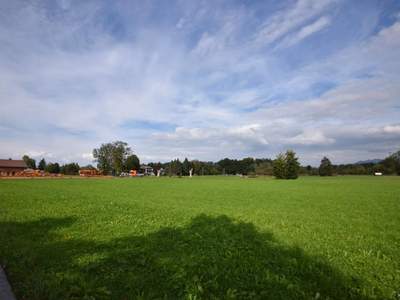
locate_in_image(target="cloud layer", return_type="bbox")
[0,0,400,165]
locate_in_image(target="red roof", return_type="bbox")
[0,159,28,168]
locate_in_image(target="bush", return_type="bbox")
[273,150,300,179]
[273,153,286,179]
[319,157,333,176]
[285,150,300,179]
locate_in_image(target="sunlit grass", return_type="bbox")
[0,176,399,299]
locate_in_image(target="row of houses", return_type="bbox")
[0,159,160,177]
[0,159,61,177]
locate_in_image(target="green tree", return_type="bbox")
[22,155,36,169]
[38,158,47,171]
[218,158,236,175]
[93,143,113,174]
[319,157,333,176]
[174,159,183,176]
[273,153,286,179]
[182,158,191,176]
[93,141,135,175]
[167,159,183,176]
[112,141,131,175]
[382,150,400,175]
[373,164,384,173]
[45,163,60,174]
[217,158,255,175]
[240,157,255,175]
[125,154,140,171]
[60,163,80,175]
[285,150,300,179]
[191,160,203,175]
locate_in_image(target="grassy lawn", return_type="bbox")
[0,176,399,299]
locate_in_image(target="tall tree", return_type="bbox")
[167,159,183,176]
[38,158,47,171]
[381,150,400,175]
[273,153,286,179]
[22,155,36,169]
[285,150,300,179]
[112,141,131,175]
[182,158,191,176]
[125,154,140,172]
[93,141,134,175]
[93,143,113,174]
[319,157,333,176]
[191,160,203,175]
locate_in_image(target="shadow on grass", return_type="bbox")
[0,215,369,300]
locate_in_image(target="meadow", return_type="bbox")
[0,176,399,299]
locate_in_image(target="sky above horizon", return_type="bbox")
[1,0,400,166]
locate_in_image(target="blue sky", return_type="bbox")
[1,0,400,165]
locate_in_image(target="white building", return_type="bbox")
[140,165,154,176]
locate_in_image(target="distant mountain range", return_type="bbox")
[355,159,382,165]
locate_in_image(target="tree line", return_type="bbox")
[22,141,400,178]
[147,151,300,179]
[148,158,275,177]
[313,151,400,176]
[149,150,400,178]
[22,155,82,175]
[22,141,141,176]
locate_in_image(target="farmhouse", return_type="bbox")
[140,165,154,176]
[0,159,27,176]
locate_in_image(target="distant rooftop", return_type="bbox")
[0,159,27,168]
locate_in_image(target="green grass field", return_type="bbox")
[0,176,399,299]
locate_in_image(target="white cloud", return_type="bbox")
[0,1,399,165]
[25,151,54,159]
[277,16,331,48]
[286,129,335,145]
[255,0,335,46]
[382,125,400,134]
[155,124,268,147]
[81,153,94,160]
